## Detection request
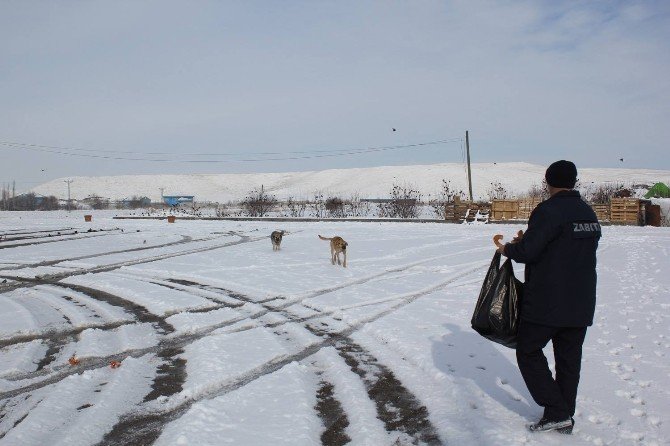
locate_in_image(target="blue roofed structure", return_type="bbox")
[163,195,195,206]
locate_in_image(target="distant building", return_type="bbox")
[118,196,152,209]
[162,195,195,206]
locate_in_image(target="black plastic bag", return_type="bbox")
[471,252,523,349]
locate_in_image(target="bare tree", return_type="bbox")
[582,183,626,204]
[284,196,307,217]
[126,196,151,209]
[345,194,372,217]
[523,180,549,201]
[215,203,229,217]
[429,179,465,219]
[325,197,345,218]
[90,196,109,210]
[38,196,61,211]
[486,182,511,201]
[309,193,327,218]
[242,186,278,217]
[377,183,422,219]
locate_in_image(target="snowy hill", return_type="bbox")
[31,162,670,203]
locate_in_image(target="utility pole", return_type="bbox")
[159,187,164,207]
[465,130,473,202]
[64,179,73,212]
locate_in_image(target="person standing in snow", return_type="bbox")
[498,160,601,434]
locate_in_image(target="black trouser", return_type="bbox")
[516,320,587,421]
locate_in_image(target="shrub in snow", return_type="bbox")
[486,182,511,201]
[242,186,278,217]
[345,194,372,217]
[309,193,327,218]
[378,183,422,219]
[283,197,307,218]
[522,180,549,201]
[581,182,626,204]
[325,197,345,218]
[429,179,465,219]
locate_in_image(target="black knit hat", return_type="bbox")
[545,160,577,188]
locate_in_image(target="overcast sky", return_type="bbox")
[1,0,669,191]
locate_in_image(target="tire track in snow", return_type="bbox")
[0,320,137,351]
[0,234,202,271]
[2,253,478,390]
[0,282,177,383]
[0,227,74,237]
[0,232,264,293]
[314,379,351,445]
[333,339,441,445]
[0,228,124,250]
[2,234,483,445]
[91,264,484,446]
[0,227,98,242]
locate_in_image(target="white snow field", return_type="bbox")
[0,211,668,446]
[31,162,670,202]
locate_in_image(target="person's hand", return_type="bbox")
[493,234,505,254]
[511,230,524,244]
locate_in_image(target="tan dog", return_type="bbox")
[270,230,285,251]
[318,235,348,267]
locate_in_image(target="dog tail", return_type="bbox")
[318,235,332,241]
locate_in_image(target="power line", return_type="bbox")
[0,138,463,163]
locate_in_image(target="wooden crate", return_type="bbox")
[518,198,541,220]
[610,198,641,225]
[444,201,488,222]
[591,204,610,222]
[491,200,520,221]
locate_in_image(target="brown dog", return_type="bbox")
[318,235,348,267]
[271,230,285,251]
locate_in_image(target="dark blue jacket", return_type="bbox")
[504,190,600,327]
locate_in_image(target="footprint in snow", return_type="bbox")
[648,416,662,427]
[630,409,647,418]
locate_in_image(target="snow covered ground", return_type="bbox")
[31,162,670,203]
[0,211,668,446]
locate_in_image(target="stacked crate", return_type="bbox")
[591,204,610,222]
[518,198,542,220]
[610,198,641,225]
[491,200,520,221]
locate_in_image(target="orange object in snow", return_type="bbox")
[68,355,80,366]
[110,360,122,369]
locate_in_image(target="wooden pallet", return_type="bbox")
[610,198,641,225]
[591,204,610,222]
[491,200,520,221]
[518,198,541,220]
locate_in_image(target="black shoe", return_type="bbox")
[556,418,575,435]
[527,417,573,433]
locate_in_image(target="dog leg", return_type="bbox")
[330,244,336,265]
[343,251,347,268]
